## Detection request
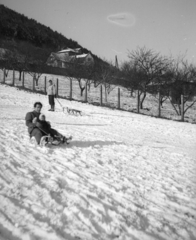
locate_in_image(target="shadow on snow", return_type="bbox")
[63,140,123,148]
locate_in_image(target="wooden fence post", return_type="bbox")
[104,84,107,103]
[12,69,15,86]
[100,85,103,106]
[181,94,184,121]
[33,76,35,91]
[117,87,120,109]
[84,81,88,102]
[3,68,5,83]
[44,76,47,94]
[56,78,59,97]
[157,91,161,117]
[70,79,72,100]
[22,71,25,88]
[137,90,140,113]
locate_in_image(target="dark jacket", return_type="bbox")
[25,111,41,134]
[39,120,51,134]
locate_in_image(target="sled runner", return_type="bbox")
[66,107,82,116]
[56,98,82,116]
[40,135,72,147]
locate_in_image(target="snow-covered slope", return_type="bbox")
[0,84,196,240]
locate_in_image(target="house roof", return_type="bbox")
[58,48,81,53]
[76,54,88,58]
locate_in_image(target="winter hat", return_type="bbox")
[39,114,46,121]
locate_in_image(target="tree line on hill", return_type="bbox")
[0,5,102,65]
[0,4,90,52]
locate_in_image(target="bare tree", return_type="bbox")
[168,57,196,116]
[0,47,32,81]
[65,60,94,97]
[127,46,170,109]
[121,61,138,97]
[93,60,116,102]
[7,49,27,81]
[17,43,48,87]
[26,62,43,87]
[24,51,46,87]
[0,49,12,78]
[13,55,26,81]
[147,69,174,107]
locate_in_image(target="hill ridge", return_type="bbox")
[0,4,101,63]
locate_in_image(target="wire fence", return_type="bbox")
[0,69,195,123]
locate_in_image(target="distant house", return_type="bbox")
[46,48,94,68]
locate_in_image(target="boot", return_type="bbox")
[48,105,52,111]
[51,105,55,111]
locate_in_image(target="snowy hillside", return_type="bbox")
[1,70,196,123]
[0,84,196,240]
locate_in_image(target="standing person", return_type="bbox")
[25,102,67,145]
[47,79,56,111]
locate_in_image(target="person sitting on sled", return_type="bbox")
[25,101,67,145]
[38,113,51,133]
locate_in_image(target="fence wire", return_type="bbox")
[0,70,195,123]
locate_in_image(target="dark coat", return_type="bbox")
[38,120,51,134]
[25,111,41,134]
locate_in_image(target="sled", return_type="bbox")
[65,107,82,116]
[40,135,72,147]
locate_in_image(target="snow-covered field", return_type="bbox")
[0,83,196,240]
